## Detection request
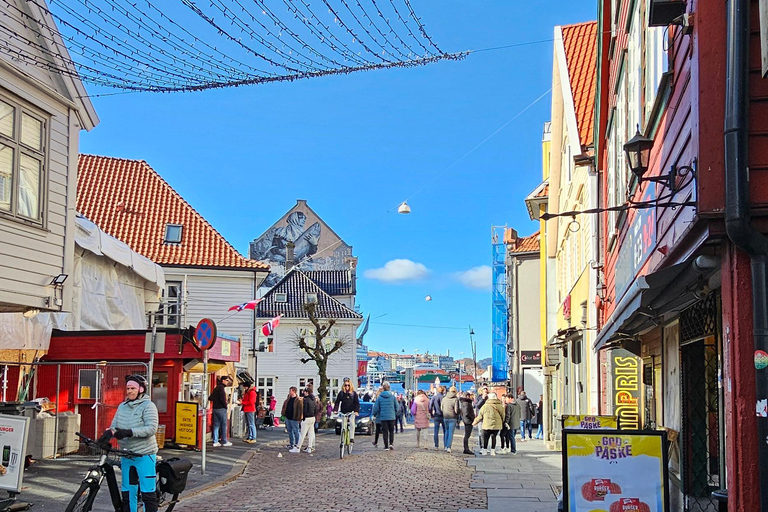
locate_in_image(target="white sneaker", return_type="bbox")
[222,441,233,447]
[212,442,221,447]
[304,447,312,453]
[480,449,487,455]
[490,449,496,456]
[289,447,300,453]
[446,448,451,453]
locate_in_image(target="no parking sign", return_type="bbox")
[195,318,217,350]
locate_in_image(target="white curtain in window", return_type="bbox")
[0,102,13,138]
[0,145,12,211]
[18,153,40,219]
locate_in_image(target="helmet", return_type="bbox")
[125,374,149,395]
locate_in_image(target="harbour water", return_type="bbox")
[361,380,476,396]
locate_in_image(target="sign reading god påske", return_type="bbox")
[562,415,618,430]
[563,429,668,512]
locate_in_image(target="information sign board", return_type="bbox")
[175,401,199,447]
[563,429,668,512]
[0,414,30,493]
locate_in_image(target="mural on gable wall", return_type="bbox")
[250,200,355,288]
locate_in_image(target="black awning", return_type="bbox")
[594,259,709,350]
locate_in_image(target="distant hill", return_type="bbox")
[478,357,492,369]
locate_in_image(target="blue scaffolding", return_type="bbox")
[491,226,508,382]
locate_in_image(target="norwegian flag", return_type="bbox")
[261,315,282,336]
[228,299,262,312]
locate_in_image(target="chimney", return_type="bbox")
[286,241,295,270]
[504,228,519,249]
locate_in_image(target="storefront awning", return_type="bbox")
[593,259,710,351]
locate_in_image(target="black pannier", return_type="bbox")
[157,457,193,494]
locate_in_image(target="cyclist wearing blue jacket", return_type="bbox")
[103,375,159,512]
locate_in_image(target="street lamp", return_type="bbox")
[469,326,477,387]
[458,351,464,392]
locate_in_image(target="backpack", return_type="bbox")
[157,457,193,494]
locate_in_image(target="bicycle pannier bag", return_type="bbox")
[158,457,193,494]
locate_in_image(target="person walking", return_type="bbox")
[239,382,258,443]
[440,386,460,453]
[296,385,317,453]
[475,387,489,447]
[518,390,535,441]
[472,392,505,456]
[269,394,278,427]
[372,382,397,450]
[411,390,431,449]
[535,394,544,439]
[459,392,476,455]
[281,387,303,451]
[209,375,233,447]
[395,394,406,433]
[100,375,159,512]
[429,386,445,451]
[504,393,521,454]
[371,387,384,447]
[499,394,511,454]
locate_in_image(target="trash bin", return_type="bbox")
[711,489,728,512]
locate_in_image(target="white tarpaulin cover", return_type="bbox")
[0,214,165,349]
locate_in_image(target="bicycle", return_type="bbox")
[65,432,190,512]
[338,412,355,459]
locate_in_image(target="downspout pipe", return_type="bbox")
[724,0,768,508]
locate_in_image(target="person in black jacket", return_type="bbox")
[459,392,476,455]
[295,385,317,453]
[333,377,360,442]
[209,375,232,447]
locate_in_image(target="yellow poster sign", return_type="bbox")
[562,415,618,430]
[563,429,668,512]
[175,401,199,447]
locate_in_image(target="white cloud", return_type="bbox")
[455,265,492,290]
[364,259,430,283]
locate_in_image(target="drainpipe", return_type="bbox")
[724,0,768,508]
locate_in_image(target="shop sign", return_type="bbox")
[175,401,199,447]
[520,351,542,365]
[612,350,642,430]
[562,415,618,430]
[563,429,669,512]
[615,187,657,303]
[0,414,30,493]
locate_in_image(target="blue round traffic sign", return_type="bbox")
[195,318,217,350]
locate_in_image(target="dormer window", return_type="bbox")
[305,293,318,304]
[275,292,287,303]
[164,224,182,244]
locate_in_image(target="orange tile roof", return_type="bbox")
[77,154,268,270]
[510,231,541,254]
[561,21,597,147]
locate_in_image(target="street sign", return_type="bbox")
[195,318,217,350]
[175,401,199,447]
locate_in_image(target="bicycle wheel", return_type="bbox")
[158,490,180,512]
[339,429,347,460]
[346,433,353,456]
[65,481,99,512]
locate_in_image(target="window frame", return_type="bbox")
[156,280,183,327]
[257,376,275,400]
[274,292,287,303]
[0,91,49,226]
[164,223,183,244]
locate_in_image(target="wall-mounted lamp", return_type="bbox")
[397,201,411,214]
[22,308,40,319]
[50,274,68,286]
[623,130,696,193]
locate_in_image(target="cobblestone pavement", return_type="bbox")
[179,425,487,512]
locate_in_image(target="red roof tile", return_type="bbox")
[510,231,541,254]
[77,155,268,270]
[561,21,597,147]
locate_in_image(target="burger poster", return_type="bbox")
[563,429,668,512]
[0,414,30,493]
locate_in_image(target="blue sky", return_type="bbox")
[77,1,596,360]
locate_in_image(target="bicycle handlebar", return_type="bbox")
[76,432,143,458]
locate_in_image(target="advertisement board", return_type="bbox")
[563,429,668,512]
[0,414,30,493]
[562,415,618,430]
[175,401,199,447]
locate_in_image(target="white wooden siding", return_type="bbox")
[164,268,256,353]
[256,318,359,402]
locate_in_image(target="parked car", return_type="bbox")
[335,402,374,435]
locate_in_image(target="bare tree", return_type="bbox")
[290,303,352,425]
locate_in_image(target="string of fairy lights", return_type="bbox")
[0,0,463,93]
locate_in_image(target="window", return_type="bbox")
[78,369,99,400]
[0,94,47,223]
[156,281,183,327]
[298,377,314,391]
[257,336,274,353]
[645,1,669,120]
[152,372,169,413]
[627,3,643,137]
[275,292,287,303]
[327,378,341,403]
[305,293,318,304]
[257,376,275,400]
[164,224,183,244]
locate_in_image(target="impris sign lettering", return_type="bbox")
[612,350,641,430]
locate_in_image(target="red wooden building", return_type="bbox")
[593,0,768,509]
[39,329,240,443]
